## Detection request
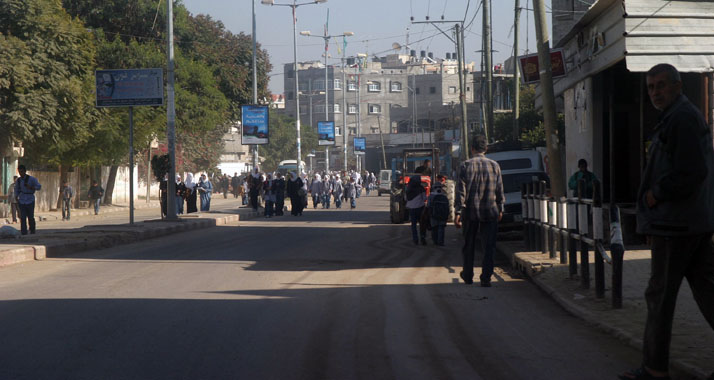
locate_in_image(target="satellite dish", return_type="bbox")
[392,42,402,50]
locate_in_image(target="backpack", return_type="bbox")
[430,193,450,222]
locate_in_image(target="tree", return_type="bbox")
[492,84,564,146]
[259,110,318,171]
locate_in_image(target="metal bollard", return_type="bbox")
[610,204,625,309]
[533,181,541,251]
[559,197,568,264]
[540,181,549,255]
[522,183,529,248]
[527,182,535,250]
[567,199,578,277]
[593,180,605,298]
[578,179,590,289]
[549,197,558,259]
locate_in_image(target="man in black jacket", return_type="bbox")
[621,64,714,380]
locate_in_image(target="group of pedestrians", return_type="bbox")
[307,170,372,210]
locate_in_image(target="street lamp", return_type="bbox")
[300,29,353,173]
[263,0,327,175]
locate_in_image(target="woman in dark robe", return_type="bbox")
[286,172,304,216]
[185,173,198,214]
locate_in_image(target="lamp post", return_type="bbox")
[300,30,353,173]
[262,0,327,175]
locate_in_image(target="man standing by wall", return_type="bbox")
[454,135,504,287]
[14,165,41,235]
[7,176,19,224]
[60,180,74,221]
[620,64,714,380]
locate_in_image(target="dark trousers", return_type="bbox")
[644,234,714,371]
[276,198,284,215]
[62,199,71,220]
[432,223,445,245]
[18,202,36,235]
[250,192,259,210]
[10,203,18,222]
[462,219,498,283]
[264,200,274,217]
[409,207,425,243]
[312,194,320,208]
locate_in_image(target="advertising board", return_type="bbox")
[241,105,270,145]
[95,69,163,107]
[317,121,336,146]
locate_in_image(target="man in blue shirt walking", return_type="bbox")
[14,165,42,235]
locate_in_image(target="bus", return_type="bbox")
[276,160,306,176]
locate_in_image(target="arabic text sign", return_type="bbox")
[241,105,270,145]
[317,121,335,146]
[96,69,163,107]
[354,137,366,154]
[518,50,567,84]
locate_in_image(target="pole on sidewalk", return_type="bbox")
[483,0,493,139]
[165,0,177,220]
[533,181,541,251]
[455,24,469,159]
[568,195,578,278]
[532,0,565,197]
[512,0,521,141]
[593,180,605,298]
[129,106,135,226]
[578,179,590,289]
[252,0,259,172]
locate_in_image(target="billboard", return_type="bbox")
[518,50,567,84]
[317,121,336,146]
[241,105,270,145]
[95,69,163,107]
[354,137,366,154]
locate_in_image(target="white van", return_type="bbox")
[486,150,549,226]
[377,169,391,196]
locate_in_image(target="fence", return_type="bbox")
[521,178,626,309]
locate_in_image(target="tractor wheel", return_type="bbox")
[445,179,456,222]
[390,200,402,224]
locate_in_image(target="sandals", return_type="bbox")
[618,367,670,380]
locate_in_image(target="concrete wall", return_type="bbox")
[564,77,596,197]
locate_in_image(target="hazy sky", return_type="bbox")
[181,0,556,94]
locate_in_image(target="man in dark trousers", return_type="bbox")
[454,135,504,287]
[14,165,42,235]
[87,180,104,215]
[620,64,714,380]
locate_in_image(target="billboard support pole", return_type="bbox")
[129,106,135,225]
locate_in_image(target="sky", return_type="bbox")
[181,0,555,94]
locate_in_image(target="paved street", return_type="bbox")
[0,195,643,380]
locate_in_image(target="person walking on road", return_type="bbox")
[249,168,261,211]
[428,181,449,246]
[198,174,213,212]
[321,174,333,209]
[60,180,74,221]
[274,172,286,216]
[310,173,322,209]
[88,180,104,215]
[332,174,343,209]
[175,175,186,215]
[262,173,276,218]
[344,177,357,209]
[7,176,19,224]
[405,175,427,245]
[619,64,714,380]
[286,172,304,216]
[220,174,230,199]
[454,135,504,287]
[568,158,598,198]
[185,173,198,214]
[231,172,240,199]
[14,166,41,235]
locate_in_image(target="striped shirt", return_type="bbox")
[454,153,504,221]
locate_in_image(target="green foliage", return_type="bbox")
[151,154,170,182]
[259,110,319,171]
[493,84,565,146]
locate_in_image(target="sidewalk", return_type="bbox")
[497,240,714,379]
[0,196,262,268]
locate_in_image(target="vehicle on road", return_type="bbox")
[276,160,307,176]
[486,150,549,227]
[377,170,391,196]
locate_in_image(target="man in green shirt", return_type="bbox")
[568,159,597,198]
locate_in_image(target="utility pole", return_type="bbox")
[165,0,177,220]
[455,24,470,159]
[533,0,565,196]
[512,0,521,141]
[342,55,348,171]
[252,0,259,171]
[483,0,494,141]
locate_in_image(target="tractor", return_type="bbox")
[389,148,455,224]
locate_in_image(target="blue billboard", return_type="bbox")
[317,121,335,146]
[95,69,163,107]
[241,105,270,145]
[354,137,366,154]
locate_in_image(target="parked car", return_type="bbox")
[486,150,549,227]
[377,169,391,196]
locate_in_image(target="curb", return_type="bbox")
[0,210,262,268]
[496,243,711,380]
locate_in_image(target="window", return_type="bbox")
[368,104,381,114]
[429,86,436,94]
[448,86,457,94]
[333,79,342,90]
[347,81,357,91]
[287,92,294,100]
[315,104,326,114]
[336,127,342,136]
[466,86,471,92]
[368,81,381,92]
[333,103,341,113]
[299,82,308,92]
[416,87,420,95]
[349,127,357,135]
[287,70,294,79]
[299,105,307,114]
[313,80,325,91]
[390,81,402,92]
[348,104,357,114]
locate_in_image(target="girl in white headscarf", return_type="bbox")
[310,173,322,209]
[332,174,344,208]
[185,173,198,214]
[263,172,276,217]
[249,167,262,211]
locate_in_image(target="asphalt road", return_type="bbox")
[0,195,642,380]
